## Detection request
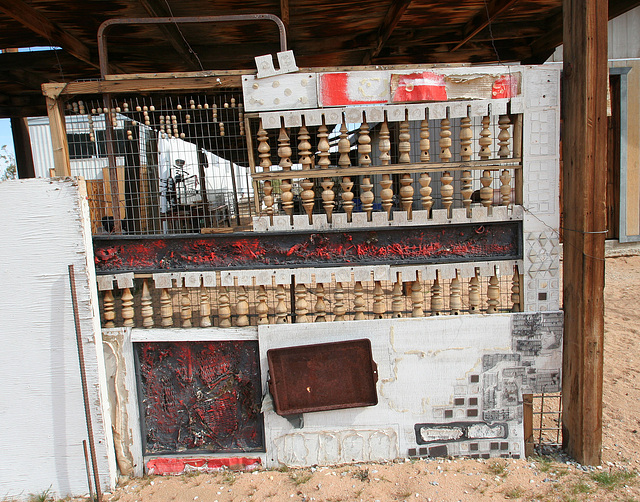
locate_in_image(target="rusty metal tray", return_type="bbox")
[267,339,378,416]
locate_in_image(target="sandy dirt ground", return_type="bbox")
[88,256,640,502]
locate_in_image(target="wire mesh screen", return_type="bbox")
[63,92,252,235]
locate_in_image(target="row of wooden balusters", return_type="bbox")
[101,267,522,329]
[256,112,516,224]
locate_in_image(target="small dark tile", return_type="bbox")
[500,454,510,458]
[419,447,428,456]
[471,454,480,459]
[539,292,547,301]
[444,410,453,418]
[470,443,479,451]
[467,409,478,417]
[481,453,490,459]
[490,442,499,450]
[408,448,417,456]
[513,454,520,459]
[500,442,509,450]
[470,375,480,383]
[454,398,465,406]
[429,445,448,458]
[469,397,478,406]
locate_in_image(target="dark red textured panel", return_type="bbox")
[94,221,521,274]
[137,341,264,454]
[267,339,378,415]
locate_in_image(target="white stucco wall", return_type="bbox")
[0,178,116,499]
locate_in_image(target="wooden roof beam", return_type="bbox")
[0,0,95,68]
[362,0,413,64]
[137,0,203,71]
[451,0,519,52]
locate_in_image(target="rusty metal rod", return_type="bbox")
[69,265,103,501]
[97,14,288,78]
[83,440,96,502]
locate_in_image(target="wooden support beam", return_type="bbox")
[137,0,203,71]
[280,0,290,30]
[362,0,413,64]
[561,0,608,466]
[451,0,519,52]
[10,117,35,179]
[0,0,95,67]
[46,96,71,177]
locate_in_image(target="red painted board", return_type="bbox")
[147,457,261,475]
[391,72,447,103]
[318,72,390,106]
[492,74,519,99]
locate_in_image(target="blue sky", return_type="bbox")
[0,119,15,171]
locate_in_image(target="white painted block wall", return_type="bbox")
[0,179,116,499]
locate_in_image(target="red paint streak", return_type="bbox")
[147,457,261,475]
[492,74,519,99]
[392,72,447,102]
[320,73,389,106]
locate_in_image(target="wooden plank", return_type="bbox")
[606,74,621,239]
[251,159,522,181]
[523,394,534,458]
[85,179,107,234]
[42,75,243,99]
[624,61,640,236]
[102,167,126,222]
[45,96,71,177]
[561,0,608,466]
[512,114,523,205]
[0,0,94,67]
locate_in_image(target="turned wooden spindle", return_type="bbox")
[160,288,173,327]
[440,171,454,218]
[263,181,275,224]
[450,272,462,315]
[315,284,327,322]
[298,125,313,170]
[420,119,430,162]
[317,119,331,170]
[121,287,134,327]
[500,169,512,206]
[487,269,500,314]
[180,286,192,328]
[392,277,403,318]
[440,118,452,162]
[511,266,522,312]
[334,282,346,321]
[276,285,288,324]
[361,176,375,221]
[339,120,351,168]
[257,120,271,171]
[379,120,394,219]
[373,281,385,319]
[460,115,473,162]
[400,174,414,219]
[411,280,424,318]
[341,177,355,223]
[498,115,511,158]
[419,173,433,216]
[278,126,294,220]
[398,119,411,163]
[280,179,294,220]
[257,285,269,325]
[479,115,492,160]
[354,281,366,320]
[239,104,245,136]
[321,179,335,223]
[358,119,372,167]
[218,287,232,328]
[430,272,443,316]
[480,170,493,210]
[461,170,473,217]
[468,271,481,313]
[236,286,249,326]
[200,283,211,328]
[300,178,315,224]
[295,283,309,323]
[103,290,115,328]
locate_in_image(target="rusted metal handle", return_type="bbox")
[97,14,287,78]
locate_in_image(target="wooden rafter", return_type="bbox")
[280,0,290,30]
[451,0,519,52]
[137,0,203,71]
[0,0,95,67]
[362,0,413,65]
